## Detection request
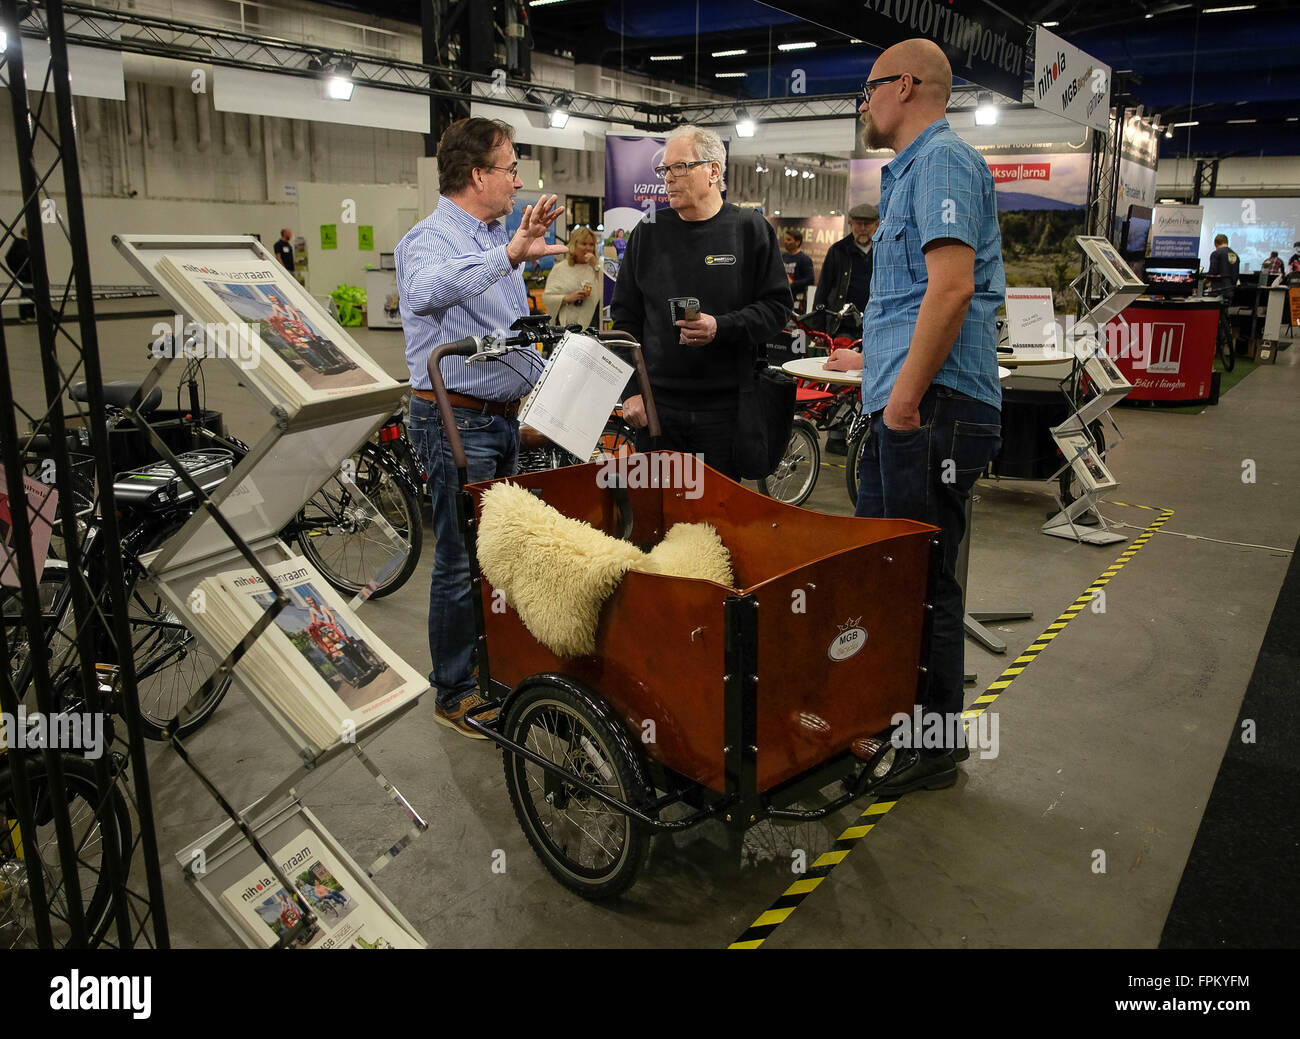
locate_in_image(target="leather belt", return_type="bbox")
[411,387,521,418]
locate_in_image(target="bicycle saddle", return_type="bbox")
[69,380,163,415]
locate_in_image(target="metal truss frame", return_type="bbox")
[1,0,169,950]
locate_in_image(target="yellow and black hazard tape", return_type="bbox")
[728,799,898,949]
[727,502,1175,949]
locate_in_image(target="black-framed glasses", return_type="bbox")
[653,159,713,179]
[860,73,922,104]
[485,163,520,178]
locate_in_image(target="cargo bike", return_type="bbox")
[427,324,940,899]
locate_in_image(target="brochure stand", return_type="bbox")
[1042,238,1145,546]
[112,233,429,946]
[176,796,426,949]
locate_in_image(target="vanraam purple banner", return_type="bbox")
[602,134,668,304]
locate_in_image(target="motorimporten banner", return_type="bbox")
[758,0,1029,101]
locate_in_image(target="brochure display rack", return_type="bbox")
[112,234,429,947]
[176,797,425,949]
[1042,237,1147,545]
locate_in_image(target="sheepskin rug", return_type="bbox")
[477,481,734,657]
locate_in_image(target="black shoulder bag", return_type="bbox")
[731,210,796,480]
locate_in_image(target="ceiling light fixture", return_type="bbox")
[712,48,748,58]
[311,57,355,101]
[777,41,817,51]
[1043,21,1060,27]
[549,92,572,128]
[1226,118,1257,124]
[734,106,755,138]
[650,54,685,62]
[974,93,999,125]
[1171,120,1199,127]
[1203,5,1256,12]
[715,71,747,79]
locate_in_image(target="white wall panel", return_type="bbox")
[214,67,429,135]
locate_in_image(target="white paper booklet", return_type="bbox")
[194,554,426,750]
[1004,287,1055,349]
[154,256,397,408]
[219,826,422,949]
[519,332,633,460]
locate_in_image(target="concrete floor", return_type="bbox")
[7,306,1297,948]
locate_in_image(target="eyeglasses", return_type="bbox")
[653,160,713,179]
[860,73,922,104]
[485,163,520,178]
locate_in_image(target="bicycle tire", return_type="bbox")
[757,418,820,506]
[845,430,867,508]
[1218,313,1236,372]
[0,753,133,948]
[1057,420,1107,510]
[293,449,423,600]
[122,519,233,740]
[502,677,649,901]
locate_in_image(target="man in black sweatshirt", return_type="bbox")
[611,125,791,479]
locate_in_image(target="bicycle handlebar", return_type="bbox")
[427,331,661,475]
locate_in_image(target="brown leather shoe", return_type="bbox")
[435,692,498,740]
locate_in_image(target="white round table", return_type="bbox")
[781,356,861,386]
[784,356,1012,383]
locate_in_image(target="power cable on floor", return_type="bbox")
[1102,501,1292,555]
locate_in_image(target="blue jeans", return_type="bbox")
[854,385,1002,753]
[407,395,518,709]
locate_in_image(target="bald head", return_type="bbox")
[875,38,952,105]
[860,37,954,153]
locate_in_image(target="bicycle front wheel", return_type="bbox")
[294,449,423,599]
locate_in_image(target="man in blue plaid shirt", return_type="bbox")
[853,39,1006,796]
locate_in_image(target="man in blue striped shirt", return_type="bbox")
[396,117,564,737]
[852,39,1005,795]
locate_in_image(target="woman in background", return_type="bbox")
[543,226,601,329]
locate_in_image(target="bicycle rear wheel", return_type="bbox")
[294,449,423,599]
[0,753,133,948]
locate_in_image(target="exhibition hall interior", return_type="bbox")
[0,0,1296,962]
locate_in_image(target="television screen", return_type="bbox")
[1197,197,1300,272]
[1146,263,1198,297]
[1124,216,1152,255]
